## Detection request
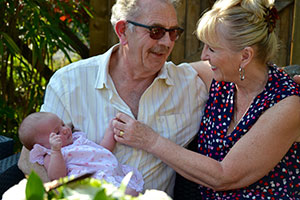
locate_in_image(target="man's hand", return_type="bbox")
[112,113,159,152]
[293,75,300,85]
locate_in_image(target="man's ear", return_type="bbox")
[240,46,254,67]
[115,20,128,45]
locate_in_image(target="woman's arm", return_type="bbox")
[113,95,300,191]
[190,60,213,91]
[44,133,67,180]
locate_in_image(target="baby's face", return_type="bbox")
[51,116,73,147]
[37,114,73,148]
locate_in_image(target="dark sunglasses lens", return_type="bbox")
[149,27,183,41]
[150,27,166,40]
[169,29,183,41]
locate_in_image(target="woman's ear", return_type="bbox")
[241,46,254,67]
[115,20,128,45]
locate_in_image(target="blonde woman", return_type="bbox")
[112,0,300,199]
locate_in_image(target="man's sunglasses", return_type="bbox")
[127,20,184,41]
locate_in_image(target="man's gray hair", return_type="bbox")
[110,0,180,27]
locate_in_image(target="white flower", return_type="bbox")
[139,189,172,200]
[2,179,27,200]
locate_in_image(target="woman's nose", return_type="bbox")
[201,45,209,61]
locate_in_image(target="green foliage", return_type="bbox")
[0,0,91,151]
[25,171,138,200]
[26,171,45,200]
[4,171,172,200]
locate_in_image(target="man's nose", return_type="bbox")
[158,32,173,46]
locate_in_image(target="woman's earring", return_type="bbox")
[239,66,245,81]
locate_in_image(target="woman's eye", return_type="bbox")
[209,47,214,52]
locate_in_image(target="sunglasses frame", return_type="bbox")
[127,20,184,41]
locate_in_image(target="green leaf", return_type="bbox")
[0,40,3,55]
[93,188,109,200]
[25,171,45,200]
[82,5,94,19]
[0,32,21,54]
[32,40,38,66]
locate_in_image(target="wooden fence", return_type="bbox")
[89,0,300,67]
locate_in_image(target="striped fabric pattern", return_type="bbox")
[40,44,208,195]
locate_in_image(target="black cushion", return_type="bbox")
[0,153,25,199]
[0,136,14,160]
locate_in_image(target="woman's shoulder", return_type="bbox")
[267,66,300,96]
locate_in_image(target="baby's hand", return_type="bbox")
[49,132,62,151]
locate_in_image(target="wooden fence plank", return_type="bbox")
[276,1,294,67]
[90,0,299,67]
[291,0,300,65]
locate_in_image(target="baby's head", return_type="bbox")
[18,112,73,150]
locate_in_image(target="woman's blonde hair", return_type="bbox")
[196,0,278,64]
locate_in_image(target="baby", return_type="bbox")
[18,112,143,196]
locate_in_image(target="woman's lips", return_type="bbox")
[211,65,217,71]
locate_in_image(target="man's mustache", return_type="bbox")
[150,45,169,54]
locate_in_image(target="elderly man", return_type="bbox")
[19,0,208,196]
[18,0,300,197]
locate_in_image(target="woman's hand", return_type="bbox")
[293,74,300,84]
[112,112,159,152]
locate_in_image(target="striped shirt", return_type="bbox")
[40,44,208,196]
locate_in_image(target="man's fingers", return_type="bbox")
[114,133,126,144]
[112,118,126,131]
[116,112,133,123]
[119,130,125,136]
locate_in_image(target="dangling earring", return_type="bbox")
[239,66,245,81]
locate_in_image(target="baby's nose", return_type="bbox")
[62,128,68,134]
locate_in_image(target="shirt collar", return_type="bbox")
[156,61,174,86]
[94,44,119,89]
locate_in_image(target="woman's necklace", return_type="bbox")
[232,95,255,130]
[232,69,268,131]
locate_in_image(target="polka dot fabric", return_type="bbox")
[197,66,300,199]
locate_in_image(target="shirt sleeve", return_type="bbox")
[40,69,72,126]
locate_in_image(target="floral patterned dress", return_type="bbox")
[197,66,300,199]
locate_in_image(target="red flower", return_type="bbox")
[60,15,67,21]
